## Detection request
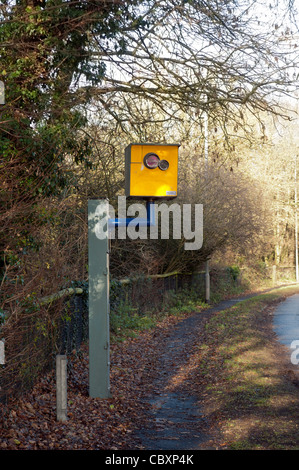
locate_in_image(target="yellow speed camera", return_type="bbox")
[125,143,179,199]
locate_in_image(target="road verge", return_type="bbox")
[194,285,299,449]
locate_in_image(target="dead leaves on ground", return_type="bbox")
[0,315,183,450]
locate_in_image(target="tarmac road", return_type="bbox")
[273,293,299,360]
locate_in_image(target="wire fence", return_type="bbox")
[1,263,296,401]
[0,269,206,402]
[58,270,207,355]
[20,264,299,357]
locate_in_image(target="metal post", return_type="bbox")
[88,198,155,399]
[108,199,155,228]
[0,80,5,105]
[272,265,277,286]
[56,355,67,422]
[204,109,208,177]
[0,339,5,365]
[295,155,298,282]
[88,199,111,398]
[205,259,210,303]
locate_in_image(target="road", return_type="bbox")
[273,293,299,361]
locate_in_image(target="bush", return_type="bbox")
[227,265,241,282]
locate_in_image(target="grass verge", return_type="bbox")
[196,285,299,450]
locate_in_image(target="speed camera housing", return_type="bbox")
[125,143,179,199]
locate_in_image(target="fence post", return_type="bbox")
[56,355,67,422]
[205,259,210,303]
[0,340,5,365]
[0,81,5,105]
[272,265,277,286]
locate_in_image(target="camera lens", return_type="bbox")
[158,160,169,171]
[144,153,160,169]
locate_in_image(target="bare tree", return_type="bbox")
[82,0,299,144]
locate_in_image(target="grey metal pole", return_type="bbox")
[0,80,5,104]
[205,259,210,303]
[272,265,277,286]
[204,109,208,177]
[56,355,67,422]
[295,155,298,282]
[0,339,5,365]
[88,199,111,398]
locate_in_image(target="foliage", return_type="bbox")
[1,0,299,403]
[110,302,156,339]
[0,0,148,291]
[227,265,241,282]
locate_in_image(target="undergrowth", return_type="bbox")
[110,288,207,342]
